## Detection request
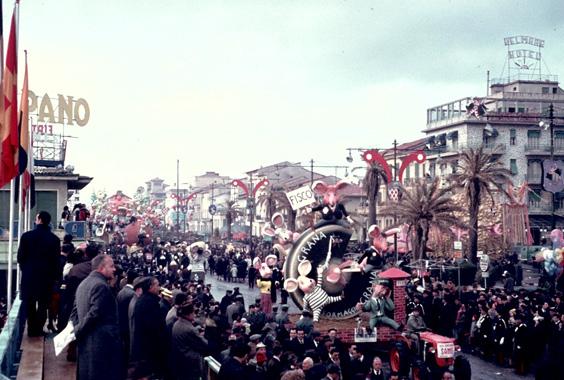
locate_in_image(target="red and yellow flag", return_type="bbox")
[0,3,18,188]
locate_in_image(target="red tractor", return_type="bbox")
[389,330,471,380]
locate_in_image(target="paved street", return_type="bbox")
[207,273,301,313]
[465,354,534,380]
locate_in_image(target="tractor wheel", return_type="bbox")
[412,360,430,380]
[390,341,410,376]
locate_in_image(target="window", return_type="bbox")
[527,160,542,182]
[452,135,458,149]
[508,107,516,113]
[510,159,518,175]
[518,107,525,113]
[553,88,558,94]
[510,129,516,145]
[542,87,550,94]
[555,131,564,150]
[451,160,458,173]
[405,165,410,183]
[527,130,540,149]
[415,163,420,179]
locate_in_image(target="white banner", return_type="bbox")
[286,185,316,210]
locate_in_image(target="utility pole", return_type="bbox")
[176,159,180,239]
[210,182,215,241]
[310,159,314,185]
[249,172,254,259]
[550,103,556,230]
[393,140,398,265]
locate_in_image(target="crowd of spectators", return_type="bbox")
[40,228,563,380]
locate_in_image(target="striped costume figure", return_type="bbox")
[303,270,343,322]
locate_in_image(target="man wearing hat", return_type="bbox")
[356,281,401,331]
[170,303,209,380]
[503,271,515,293]
[296,310,314,335]
[219,290,233,315]
[116,270,138,361]
[275,304,290,326]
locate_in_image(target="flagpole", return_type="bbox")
[7,179,15,311]
[16,173,22,293]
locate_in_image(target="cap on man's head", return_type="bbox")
[327,364,340,374]
[249,334,261,342]
[281,304,289,310]
[133,276,149,290]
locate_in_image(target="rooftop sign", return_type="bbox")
[28,91,90,126]
[504,36,544,48]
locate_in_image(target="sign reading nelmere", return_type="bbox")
[286,185,316,211]
[29,91,90,127]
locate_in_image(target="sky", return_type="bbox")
[13,0,564,197]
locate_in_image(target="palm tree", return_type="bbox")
[449,147,512,264]
[381,178,466,260]
[223,200,242,240]
[256,185,295,229]
[363,162,389,226]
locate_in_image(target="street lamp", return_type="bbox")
[232,175,269,259]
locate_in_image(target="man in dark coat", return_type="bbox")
[130,276,168,379]
[17,211,60,337]
[116,270,137,361]
[71,254,123,380]
[170,303,209,380]
[218,341,252,379]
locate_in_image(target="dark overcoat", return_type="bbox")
[170,318,209,380]
[130,292,167,375]
[17,224,60,300]
[72,271,123,380]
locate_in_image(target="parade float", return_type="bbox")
[276,149,470,380]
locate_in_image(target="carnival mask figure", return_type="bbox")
[309,180,354,228]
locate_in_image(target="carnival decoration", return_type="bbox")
[262,212,300,257]
[398,151,427,183]
[310,180,354,228]
[535,229,564,276]
[254,255,278,314]
[284,224,379,321]
[361,148,426,203]
[542,159,564,193]
[284,236,344,322]
[359,225,388,273]
[502,182,533,245]
[188,241,209,281]
[465,97,488,119]
[385,223,412,254]
[356,280,400,330]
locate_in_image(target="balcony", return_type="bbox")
[425,142,506,157]
[528,200,552,214]
[525,143,564,155]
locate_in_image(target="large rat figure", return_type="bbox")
[309,180,353,228]
[284,237,343,322]
[359,225,388,273]
[254,254,278,315]
[262,212,300,257]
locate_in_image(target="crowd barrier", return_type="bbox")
[204,355,221,380]
[0,297,24,379]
